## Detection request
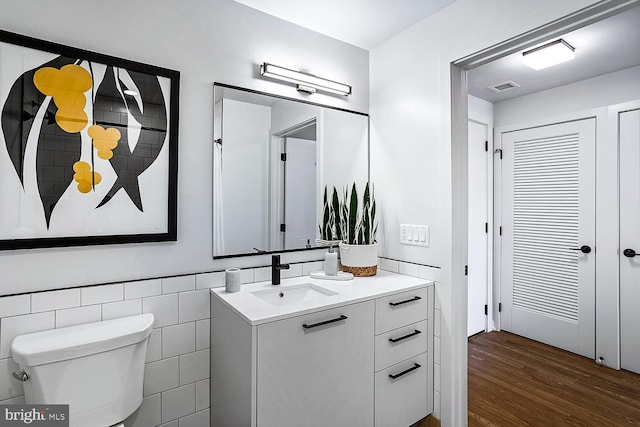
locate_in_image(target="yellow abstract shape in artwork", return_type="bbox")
[88,125,120,160]
[73,161,102,194]
[34,65,92,133]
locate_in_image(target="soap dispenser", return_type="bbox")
[325,243,338,276]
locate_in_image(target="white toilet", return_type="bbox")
[11,313,154,427]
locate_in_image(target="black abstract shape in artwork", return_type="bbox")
[1,55,77,186]
[95,67,167,211]
[1,55,81,228]
[36,97,82,228]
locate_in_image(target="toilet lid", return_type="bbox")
[11,313,154,366]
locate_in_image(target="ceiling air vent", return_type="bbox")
[489,81,520,93]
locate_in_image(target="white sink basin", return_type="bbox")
[252,283,337,306]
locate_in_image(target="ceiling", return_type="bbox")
[233,1,640,104]
[232,0,459,50]
[468,5,640,103]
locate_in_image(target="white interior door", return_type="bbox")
[284,137,317,249]
[500,119,596,358]
[468,120,488,336]
[620,108,640,374]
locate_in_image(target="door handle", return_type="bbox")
[623,248,638,258]
[569,245,592,254]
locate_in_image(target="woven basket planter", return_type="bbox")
[339,242,378,277]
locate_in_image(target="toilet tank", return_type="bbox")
[11,313,154,427]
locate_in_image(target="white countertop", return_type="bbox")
[210,269,433,325]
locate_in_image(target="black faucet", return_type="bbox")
[271,255,290,285]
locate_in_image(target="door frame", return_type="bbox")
[610,99,640,371]
[467,117,493,335]
[494,107,616,362]
[269,118,318,251]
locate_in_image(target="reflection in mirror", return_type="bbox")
[213,84,369,258]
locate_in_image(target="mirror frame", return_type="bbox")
[212,82,370,259]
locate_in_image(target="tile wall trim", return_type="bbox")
[0,259,324,299]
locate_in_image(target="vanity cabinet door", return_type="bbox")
[256,301,375,427]
[375,352,428,427]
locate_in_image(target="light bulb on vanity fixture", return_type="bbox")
[260,62,351,96]
[522,39,575,70]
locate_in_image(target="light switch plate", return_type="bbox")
[400,224,430,246]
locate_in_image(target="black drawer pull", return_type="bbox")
[389,363,421,380]
[389,329,422,343]
[302,314,348,329]
[389,296,422,307]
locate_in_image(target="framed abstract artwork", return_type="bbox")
[0,30,179,249]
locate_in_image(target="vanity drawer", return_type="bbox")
[375,287,428,334]
[375,319,428,372]
[375,352,428,427]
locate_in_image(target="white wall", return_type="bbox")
[495,65,640,127]
[369,1,609,425]
[0,0,368,295]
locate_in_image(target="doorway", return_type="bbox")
[452,1,640,423]
[271,119,318,251]
[498,119,596,358]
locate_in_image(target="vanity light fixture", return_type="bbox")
[522,39,575,70]
[260,62,351,96]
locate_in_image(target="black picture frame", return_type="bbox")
[0,29,179,250]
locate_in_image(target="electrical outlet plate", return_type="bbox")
[400,224,430,246]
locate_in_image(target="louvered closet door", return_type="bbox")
[500,119,595,358]
[620,108,640,375]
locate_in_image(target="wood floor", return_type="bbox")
[468,331,640,426]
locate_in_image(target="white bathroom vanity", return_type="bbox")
[210,270,434,427]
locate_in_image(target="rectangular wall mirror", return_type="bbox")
[213,83,369,258]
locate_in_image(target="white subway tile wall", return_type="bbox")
[0,295,30,319]
[0,312,55,359]
[179,349,209,386]
[81,283,123,305]
[253,267,271,283]
[379,257,399,273]
[162,323,195,359]
[125,279,162,300]
[162,276,195,295]
[195,272,223,289]
[102,298,143,320]
[143,294,179,328]
[195,320,210,351]
[178,290,209,323]
[161,383,195,423]
[398,261,421,278]
[31,289,81,313]
[0,261,331,426]
[195,379,209,412]
[55,305,101,328]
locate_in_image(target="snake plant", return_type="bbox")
[319,182,377,245]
